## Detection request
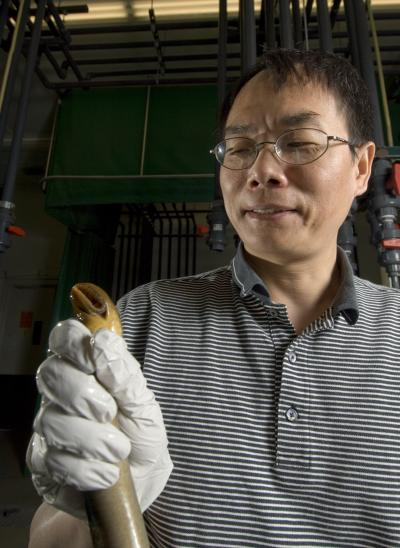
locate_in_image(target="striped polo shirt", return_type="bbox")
[118,244,400,547]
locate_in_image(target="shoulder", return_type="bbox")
[355,276,400,301]
[118,265,233,313]
[354,275,400,318]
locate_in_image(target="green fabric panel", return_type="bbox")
[45,85,218,224]
[46,177,215,212]
[49,88,147,176]
[144,85,217,174]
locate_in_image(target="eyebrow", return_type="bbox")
[224,124,257,137]
[224,111,322,137]
[278,110,322,127]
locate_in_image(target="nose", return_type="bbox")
[246,142,289,189]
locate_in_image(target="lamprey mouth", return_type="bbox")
[70,283,122,335]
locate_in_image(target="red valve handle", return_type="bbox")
[6,225,26,237]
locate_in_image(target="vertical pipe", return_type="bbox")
[217,0,227,123]
[352,0,384,146]
[0,0,11,40]
[208,0,230,252]
[239,0,257,74]
[0,0,30,149]
[279,0,294,48]
[132,208,142,288]
[140,87,150,176]
[316,0,333,52]
[183,204,190,276]
[343,0,361,71]
[1,0,47,201]
[115,222,125,300]
[191,213,197,275]
[264,0,276,49]
[292,0,303,49]
[125,207,134,291]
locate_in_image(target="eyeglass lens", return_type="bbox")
[216,128,329,169]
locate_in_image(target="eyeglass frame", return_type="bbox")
[209,127,357,170]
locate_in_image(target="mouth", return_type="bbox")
[245,206,298,219]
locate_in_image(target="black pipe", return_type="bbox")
[352,0,385,147]
[191,212,197,275]
[343,0,361,70]
[292,0,303,49]
[329,0,342,29]
[306,0,314,22]
[88,65,236,79]
[46,0,71,44]
[217,0,227,121]
[115,221,125,300]
[48,37,222,51]
[316,0,333,52]
[264,0,276,50]
[1,0,46,203]
[239,0,257,73]
[0,0,11,40]
[279,0,294,48]
[0,0,30,152]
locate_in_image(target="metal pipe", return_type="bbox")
[279,0,294,48]
[1,0,46,203]
[306,0,314,20]
[316,0,333,52]
[140,87,150,175]
[0,0,30,149]
[0,0,11,40]
[217,0,227,120]
[352,0,385,147]
[292,0,303,49]
[76,52,240,66]
[115,221,125,299]
[46,0,71,43]
[264,0,276,49]
[343,0,361,72]
[329,0,341,28]
[239,0,257,74]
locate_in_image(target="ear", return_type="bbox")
[354,141,375,197]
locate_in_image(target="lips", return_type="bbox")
[246,204,297,214]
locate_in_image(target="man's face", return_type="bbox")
[219,71,374,265]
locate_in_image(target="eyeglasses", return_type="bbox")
[210,128,354,170]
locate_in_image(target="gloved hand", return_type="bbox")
[26,319,173,520]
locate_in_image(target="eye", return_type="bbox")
[226,140,254,157]
[286,140,319,149]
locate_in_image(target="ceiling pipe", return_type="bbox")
[239,0,257,74]
[0,0,46,253]
[279,0,294,48]
[316,0,333,52]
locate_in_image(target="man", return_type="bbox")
[29,48,400,547]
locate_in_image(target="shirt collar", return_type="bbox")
[231,242,359,325]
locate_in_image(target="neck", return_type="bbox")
[244,245,341,334]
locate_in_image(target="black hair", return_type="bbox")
[219,49,375,146]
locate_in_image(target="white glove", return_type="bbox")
[26,319,172,520]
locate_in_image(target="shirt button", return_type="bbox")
[269,309,278,318]
[286,407,299,422]
[288,351,297,364]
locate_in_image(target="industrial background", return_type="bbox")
[0,0,399,545]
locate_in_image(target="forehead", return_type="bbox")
[225,71,345,133]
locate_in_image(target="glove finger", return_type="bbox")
[46,449,120,491]
[118,408,169,465]
[49,319,94,374]
[90,329,156,411]
[37,356,117,423]
[35,405,131,463]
